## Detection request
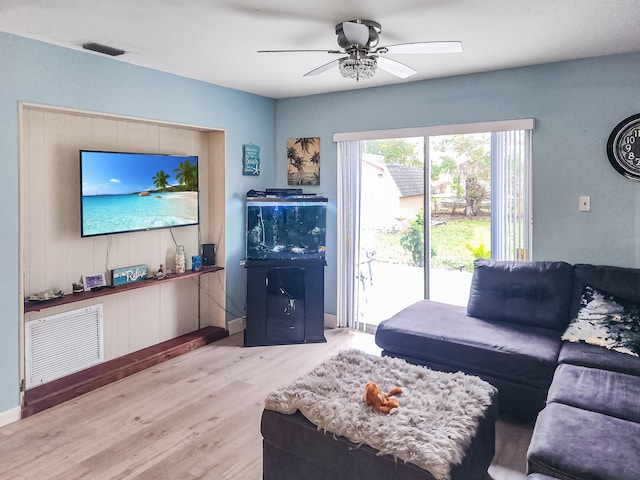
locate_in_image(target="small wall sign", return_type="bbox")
[243,144,260,176]
[112,264,148,286]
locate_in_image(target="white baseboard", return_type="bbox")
[324,313,337,329]
[227,317,245,336]
[0,406,21,427]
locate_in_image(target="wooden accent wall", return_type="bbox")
[19,104,227,383]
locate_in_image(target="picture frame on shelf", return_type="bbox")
[82,272,106,291]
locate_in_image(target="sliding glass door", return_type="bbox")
[357,137,425,332]
[336,120,533,331]
[427,133,491,305]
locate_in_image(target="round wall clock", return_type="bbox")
[607,113,640,181]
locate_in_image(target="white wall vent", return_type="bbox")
[25,304,104,389]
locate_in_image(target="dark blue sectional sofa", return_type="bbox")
[375,259,640,480]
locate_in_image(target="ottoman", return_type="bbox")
[527,403,640,480]
[261,349,497,480]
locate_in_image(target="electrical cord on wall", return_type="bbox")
[169,228,179,250]
[168,227,246,319]
[212,225,247,316]
[190,277,244,319]
[105,235,113,277]
[216,272,244,313]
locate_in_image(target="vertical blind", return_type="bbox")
[491,129,532,261]
[337,141,363,328]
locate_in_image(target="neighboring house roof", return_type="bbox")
[386,164,424,197]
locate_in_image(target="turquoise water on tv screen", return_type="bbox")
[82,192,198,236]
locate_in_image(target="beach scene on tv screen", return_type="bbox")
[81,151,199,236]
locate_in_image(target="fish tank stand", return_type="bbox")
[243,259,326,346]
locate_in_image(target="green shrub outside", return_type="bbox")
[375,210,490,271]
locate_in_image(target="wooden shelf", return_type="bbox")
[24,266,224,313]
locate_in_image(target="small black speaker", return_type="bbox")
[202,243,216,266]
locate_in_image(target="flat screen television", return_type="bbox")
[80,150,199,237]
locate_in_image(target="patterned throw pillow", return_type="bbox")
[562,286,640,356]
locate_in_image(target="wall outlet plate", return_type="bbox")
[579,196,591,212]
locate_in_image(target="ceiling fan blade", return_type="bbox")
[376,56,416,79]
[258,49,342,54]
[342,21,370,47]
[383,41,463,54]
[304,58,342,77]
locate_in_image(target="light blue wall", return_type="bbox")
[4,29,640,415]
[275,53,640,315]
[0,32,276,412]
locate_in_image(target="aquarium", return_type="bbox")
[246,196,327,261]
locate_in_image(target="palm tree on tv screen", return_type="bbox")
[152,170,170,191]
[174,159,198,191]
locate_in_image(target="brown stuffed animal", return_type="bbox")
[363,381,403,414]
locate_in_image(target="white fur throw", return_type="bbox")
[264,349,496,480]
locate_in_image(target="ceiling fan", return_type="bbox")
[258,19,462,81]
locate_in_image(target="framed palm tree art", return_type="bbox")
[287,137,320,185]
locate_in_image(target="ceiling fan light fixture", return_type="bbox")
[339,56,377,81]
[260,18,460,82]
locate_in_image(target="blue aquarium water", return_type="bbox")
[246,197,327,260]
[82,192,199,236]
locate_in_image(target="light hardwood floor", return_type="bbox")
[0,328,533,479]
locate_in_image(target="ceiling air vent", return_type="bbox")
[82,42,125,57]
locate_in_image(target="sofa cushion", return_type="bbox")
[528,403,640,480]
[571,264,640,318]
[558,341,640,376]
[375,299,561,390]
[547,364,640,423]
[562,286,640,356]
[467,259,574,331]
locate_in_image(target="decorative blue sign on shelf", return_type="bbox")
[112,264,148,286]
[243,144,260,176]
